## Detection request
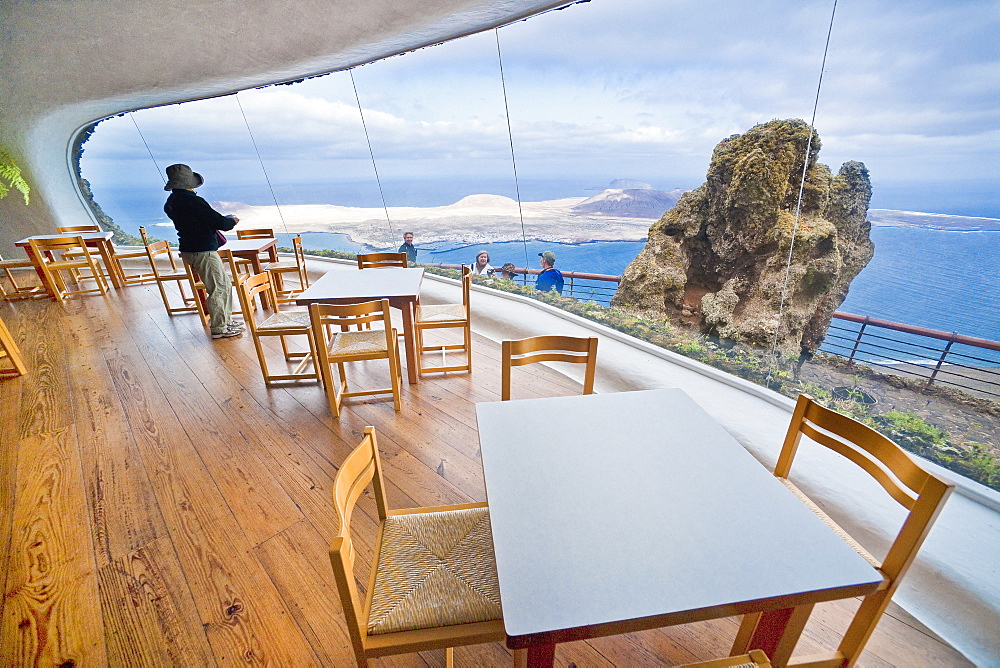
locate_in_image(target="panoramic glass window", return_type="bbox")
[79,0,998,486]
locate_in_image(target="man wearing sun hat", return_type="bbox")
[535,250,564,294]
[163,164,243,339]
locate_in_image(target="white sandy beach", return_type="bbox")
[210,194,656,247]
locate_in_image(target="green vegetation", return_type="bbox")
[0,146,31,205]
[418,262,1000,491]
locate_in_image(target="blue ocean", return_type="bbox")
[98,183,998,344]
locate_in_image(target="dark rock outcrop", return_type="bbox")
[612,119,874,359]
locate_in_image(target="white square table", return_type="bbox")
[295,267,424,384]
[476,388,884,667]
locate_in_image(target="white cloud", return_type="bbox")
[81,0,999,215]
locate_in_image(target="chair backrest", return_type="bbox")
[56,225,101,234]
[329,426,390,662]
[145,240,181,276]
[776,394,954,664]
[139,226,151,245]
[357,252,407,269]
[234,272,277,333]
[309,298,393,335]
[292,235,310,287]
[29,234,89,259]
[236,228,275,240]
[501,335,598,400]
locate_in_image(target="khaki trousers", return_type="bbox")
[181,251,232,334]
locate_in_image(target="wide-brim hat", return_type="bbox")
[500,262,519,276]
[164,164,204,191]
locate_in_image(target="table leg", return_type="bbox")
[400,297,419,384]
[739,604,814,667]
[95,240,125,289]
[522,643,554,668]
[21,245,57,298]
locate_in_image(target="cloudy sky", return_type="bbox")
[82,0,998,217]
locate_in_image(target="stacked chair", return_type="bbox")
[27,235,108,300]
[234,272,319,384]
[0,253,43,300]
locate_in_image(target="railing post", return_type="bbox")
[848,316,869,363]
[927,332,958,388]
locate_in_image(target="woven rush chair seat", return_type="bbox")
[367,506,501,636]
[235,272,319,384]
[265,260,297,271]
[329,426,507,666]
[327,329,390,355]
[416,302,466,323]
[256,310,310,330]
[414,265,472,375]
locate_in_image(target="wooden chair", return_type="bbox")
[235,272,319,384]
[0,313,28,378]
[357,252,407,269]
[145,240,208,326]
[308,299,402,417]
[265,235,310,304]
[414,264,471,374]
[732,394,955,668]
[501,335,598,401]
[112,225,157,285]
[57,224,154,286]
[329,426,505,667]
[681,650,771,667]
[0,253,44,300]
[28,235,109,300]
[236,227,278,262]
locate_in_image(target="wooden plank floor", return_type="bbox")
[0,280,972,667]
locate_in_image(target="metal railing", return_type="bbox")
[427,263,619,305]
[820,312,1000,398]
[426,262,1000,397]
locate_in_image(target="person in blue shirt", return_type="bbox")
[535,250,564,294]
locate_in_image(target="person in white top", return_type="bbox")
[471,250,495,276]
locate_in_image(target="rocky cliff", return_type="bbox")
[612,119,874,360]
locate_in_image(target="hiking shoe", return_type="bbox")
[212,323,244,339]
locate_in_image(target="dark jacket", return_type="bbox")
[164,189,237,253]
[398,242,417,265]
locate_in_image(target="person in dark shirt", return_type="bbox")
[535,250,564,294]
[162,164,242,339]
[398,231,417,266]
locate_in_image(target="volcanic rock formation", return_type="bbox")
[612,119,874,359]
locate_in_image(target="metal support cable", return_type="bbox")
[767,0,839,381]
[131,113,165,185]
[235,92,290,235]
[495,28,531,270]
[350,69,395,241]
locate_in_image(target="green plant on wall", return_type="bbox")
[0,147,31,205]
